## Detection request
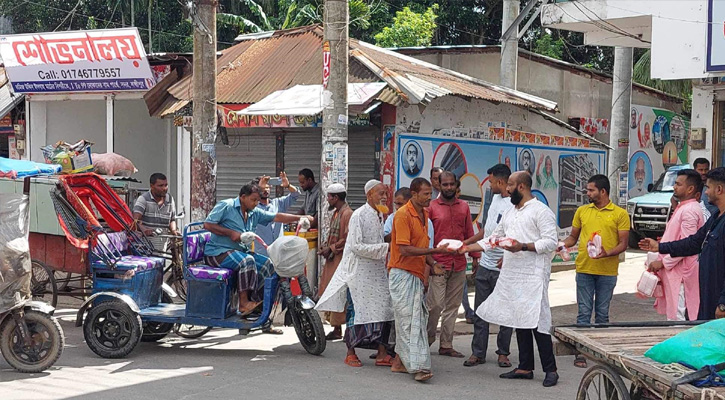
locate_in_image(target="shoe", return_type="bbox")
[543,372,559,387]
[499,369,534,380]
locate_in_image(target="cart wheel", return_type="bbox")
[141,292,174,342]
[173,324,212,339]
[577,364,631,400]
[31,260,58,308]
[83,300,142,359]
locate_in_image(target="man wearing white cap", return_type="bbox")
[317,183,353,341]
[316,180,396,368]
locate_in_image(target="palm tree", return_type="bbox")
[633,49,692,112]
[217,0,378,34]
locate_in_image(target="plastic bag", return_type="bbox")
[0,192,31,313]
[557,242,572,261]
[92,153,138,177]
[438,239,463,251]
[645,319,725,369]
[636,270,660,297]
[587,232,602,258]
[645,252,659,268]
[267,235,308,278]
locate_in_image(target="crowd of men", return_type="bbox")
[131,156,725,386]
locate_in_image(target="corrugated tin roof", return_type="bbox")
[0,67,23,119]
[163,25,558,112]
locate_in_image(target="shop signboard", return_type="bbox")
[0,28,154,93]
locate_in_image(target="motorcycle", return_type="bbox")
[0,177,64,372]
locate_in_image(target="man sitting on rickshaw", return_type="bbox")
[203,179,312,315]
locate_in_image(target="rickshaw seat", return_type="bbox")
[91,232,165,271]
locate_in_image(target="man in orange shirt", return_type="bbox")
[388,177,449,382]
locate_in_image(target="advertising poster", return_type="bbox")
[627,105,689,199]
[396,133,606,235]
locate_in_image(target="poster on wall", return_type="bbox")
[627,105,689,199]
[396,134,607,235]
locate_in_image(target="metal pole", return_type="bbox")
[321,0,349,190]
[500,0,520,89]
[191,0,218,222]
[106,95,114,154]
[608,47,633,206]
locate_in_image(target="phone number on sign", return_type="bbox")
[38,68,122,80]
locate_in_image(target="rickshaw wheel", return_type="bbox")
[173,324,212,339]
[31,260,58,308]
[577,364,631,400]
[290,306,326,356]
[84,300,142,359]
[141,293,174,342]
[0,310,64,373]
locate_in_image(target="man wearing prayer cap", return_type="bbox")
[316,183,353,340]
[316,179,396,368]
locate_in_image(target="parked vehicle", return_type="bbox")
[0,178,64,373]
[75,222,326,358]
[626,164,691,248]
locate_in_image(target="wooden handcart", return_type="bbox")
[555,323,725,400]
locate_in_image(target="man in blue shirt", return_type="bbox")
[694,158,719,216]
[204,180,311,314]
[254,171,300,257]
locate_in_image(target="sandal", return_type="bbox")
[498,355,512,368]
[262,327,283,335]
[325,331,343,341]
[574,355,588,368]
[390,356,407,373]
[375,354,394,367]
[463,356,485,367]
[439,348,465,358]
[344,355,363,367]
[414,370,434,382]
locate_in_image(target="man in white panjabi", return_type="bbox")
[315,180,395,368]
[461,172,560,388]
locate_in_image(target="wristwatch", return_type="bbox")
[522,243,529,251]
[718,304,725,312]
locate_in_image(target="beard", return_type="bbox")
[510,188,523,205]
[441,190,456,200]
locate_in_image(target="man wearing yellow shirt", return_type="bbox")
[561,175,629,366]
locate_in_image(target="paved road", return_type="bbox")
[1,251,660,399]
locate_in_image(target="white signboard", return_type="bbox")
[0,28,154,93]
[708,0,725,72]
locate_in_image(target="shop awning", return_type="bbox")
[237,82,387,116]
[0,84,23,120]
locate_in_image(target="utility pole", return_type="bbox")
[500,0,520,89]
[191,0,218,222]
[608,46,634,206]
[321,0,349,191]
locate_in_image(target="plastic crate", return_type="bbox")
[185,276,235,319]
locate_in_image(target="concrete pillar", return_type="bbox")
[608,47,634,206]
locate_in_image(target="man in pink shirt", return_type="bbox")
[648,169,705,321]
[427,171,480,357]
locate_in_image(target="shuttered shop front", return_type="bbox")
[283,129,321,212]
[215,129,277,201]
[347,127,377,209]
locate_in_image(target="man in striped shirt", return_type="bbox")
[133,173,179,252]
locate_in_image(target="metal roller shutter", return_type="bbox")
[283,129,322,213]
[215,128,277,201]
[347,127,378,209]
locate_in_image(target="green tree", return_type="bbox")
[374,4,438,48]
[633,49,691,113]
[533,31,564,60]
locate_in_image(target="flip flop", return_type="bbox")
[498,359,512,368]
[325,331,343,341]
[375,354,394,367]
[414,370,434,382]
[263,327,283,335]
[344,355,363,368]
